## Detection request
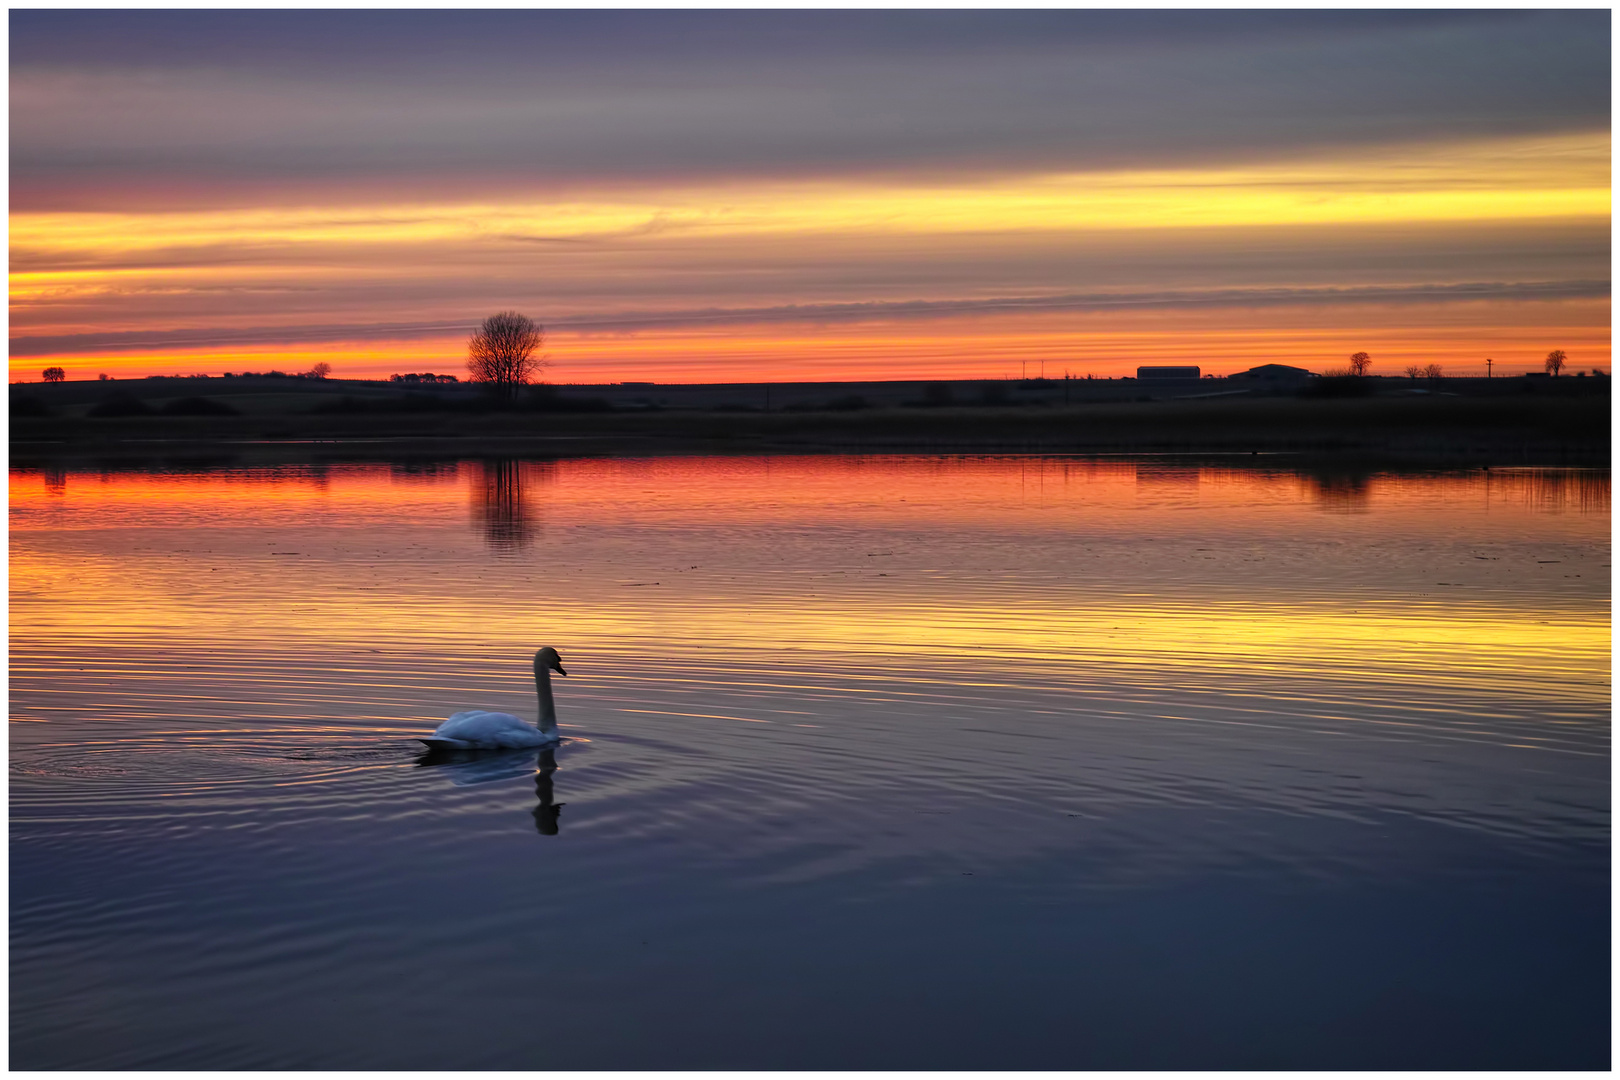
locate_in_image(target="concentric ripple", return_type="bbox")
[10,456,1610,1070]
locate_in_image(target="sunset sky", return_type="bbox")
[10,10,1611,384]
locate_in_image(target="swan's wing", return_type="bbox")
[433,710,548,748]
[441,709,512,725]
[435,710,521,740]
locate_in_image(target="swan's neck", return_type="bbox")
[535,667,558,733]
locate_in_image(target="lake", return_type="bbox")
[10,454,1610,1069]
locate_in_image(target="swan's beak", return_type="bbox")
[553,663,568,676]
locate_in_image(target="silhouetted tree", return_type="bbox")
[308,361,332,380]
[42,367,65,383]
[467,311,545,401]
[1545,349,1567,376]
[1403,364,1423,379]
[1348,352,1372,377]
[1423,363,1444,379]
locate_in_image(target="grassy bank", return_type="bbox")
[10,391,1609,467]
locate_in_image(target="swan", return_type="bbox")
[420,647,567,749]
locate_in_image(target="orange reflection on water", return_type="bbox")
[10,456,1609,770]
[13,455,1607,600]
[9,457,1610,532]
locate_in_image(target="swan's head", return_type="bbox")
[535,647,568,676]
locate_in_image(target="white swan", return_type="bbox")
[420,647,567,749]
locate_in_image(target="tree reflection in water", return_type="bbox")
[1489,468,1612,515]
[1303,468,1372,514]
[470,459,554,554]
[1297,466,1611,516]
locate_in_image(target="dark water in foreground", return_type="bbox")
[10,456,1610,1069]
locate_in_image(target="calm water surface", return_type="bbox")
[10,455,1610,1068]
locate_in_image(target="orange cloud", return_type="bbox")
[17,297,1609,383]
[10,133,1609,383]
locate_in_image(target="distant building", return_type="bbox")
[1232,363,1316,382]
[1136,365,1201,379]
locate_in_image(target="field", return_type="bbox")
[10,374,1609,466]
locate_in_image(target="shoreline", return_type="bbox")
[11,394,1609,470]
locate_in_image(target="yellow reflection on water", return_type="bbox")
[11,459,1607,720]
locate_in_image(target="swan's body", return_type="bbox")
[426,709,554,749]
[421,647,567,750]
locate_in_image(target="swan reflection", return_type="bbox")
[415,745,566,835]
[532,748,563,835]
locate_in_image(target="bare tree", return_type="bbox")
[467,311,545,401]
[1348,352,1372,377]
[307,361,332,380]
[42,367,65,383]
[1545,349,1566,377]
[1403,364,1423,379]
[1423,363,1444,379]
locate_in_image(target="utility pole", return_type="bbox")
[1485,358,1493,379]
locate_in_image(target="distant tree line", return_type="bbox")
[28,337,1595,390]
[1331,349,1593,379]
[221,364,331,379]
